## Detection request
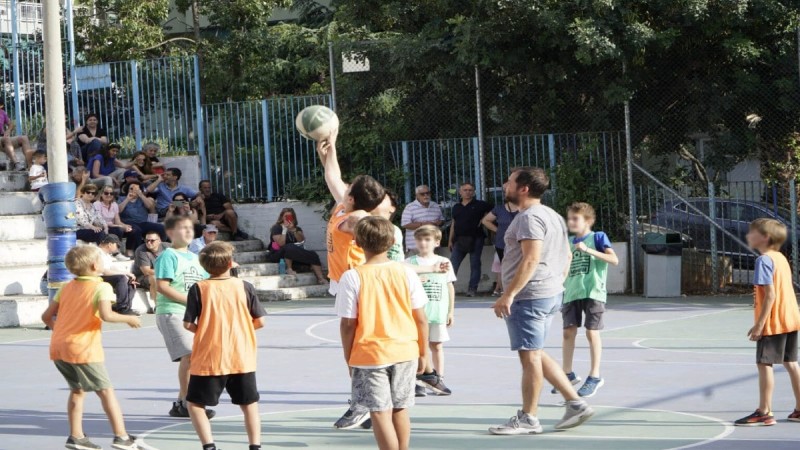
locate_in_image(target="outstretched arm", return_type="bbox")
[317,128,348,204]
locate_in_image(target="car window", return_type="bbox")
[673,202,688,213]
[726,204,761,222]
[688,201,709,215]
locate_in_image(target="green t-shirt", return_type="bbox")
[406,255,456,324]
[154,247,209,315]
[564,231,611,303]
[387,225,404,262]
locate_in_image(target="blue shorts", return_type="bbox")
[504,294,562,351]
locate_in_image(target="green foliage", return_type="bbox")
[75,0,171,63]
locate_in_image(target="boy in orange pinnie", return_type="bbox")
[734,218,800,426]
[183,241,267,450]
[41,245,141,450]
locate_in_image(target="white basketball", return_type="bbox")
[295,105,339,141]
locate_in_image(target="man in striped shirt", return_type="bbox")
[401,185,445,254]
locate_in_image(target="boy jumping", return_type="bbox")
[406,225,456,397]
[556,202,618,398]
[41,245,140,450]
[337,216,430,450]
[735,218,800,426]
[184,242,267,450]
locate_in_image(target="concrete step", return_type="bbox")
[256,284,331,301]
[233,250,269,265]
[0,214,45,240]
[236,262,279,278]
[0,240,48,267]
[0,265,46,296]
[0,172,28,192]
[0,295,48,327]
[229,239,264,252]
[0,191,42,216]
[242,273,319,290]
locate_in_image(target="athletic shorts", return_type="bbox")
[351,360,417,412]
[156,313,193,362]
[561,299,606,330]
[757,331,798,365]
[54,360,113,392]
[429,323,450,343]
[504,295,561,351]
[186,372,259,407]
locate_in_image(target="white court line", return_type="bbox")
[632,338,751,357]
[602,307,747,334]
[136,404,735,449]
[446,351,754,366]
[304,317,339,343]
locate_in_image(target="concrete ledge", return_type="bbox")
[0,192,42,216]
[0,214,46,240]
[243,273,319,290]
[0,172,27,192]
[256,284,332,301]
[0,295,47,327]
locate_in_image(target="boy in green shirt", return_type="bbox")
[155,215,214,419]
[406,225,456,397]
[558,202,619,398]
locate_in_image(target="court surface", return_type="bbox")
[1,294,799,449]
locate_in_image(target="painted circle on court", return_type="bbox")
[140,404,730,450]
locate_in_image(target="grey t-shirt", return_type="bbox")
[133,242,172,280]
[502,204,569,300]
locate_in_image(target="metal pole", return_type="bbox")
[193,55,207,177]
[130,61,143,150]
[328,41,337,111]
[474,65,486,200]
[708,182,718,293]
[791,179,798,281]
[402,141,412,203]
[262,99,275,201]
[65,0,79,127]
[41,0,77,304]
[624,100,637,294]
[547,134,556,198]
[11,0,23,134]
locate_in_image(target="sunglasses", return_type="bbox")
[85,191,97,196]
[102,192,114,196]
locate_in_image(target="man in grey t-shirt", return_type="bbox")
[488,167,594,436]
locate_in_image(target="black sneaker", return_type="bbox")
[169,401,215,419]
[417,370,452,396]
[333,405,370,429]
[415,385,427,397]
[360,418,372,429]
[65,435,102,450]
[234,230,250,241]
[111,435,138,450]
[465,288,477,297]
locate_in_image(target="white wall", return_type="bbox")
[234,202,329,252]
[160,156,202,192]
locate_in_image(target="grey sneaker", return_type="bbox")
[65,435,102,450]
[111,435,138,449]
[416,370,451,395]
[415,384,427,397]
[555,400,595,430]
[14,162,26,171]
[333,404,370,429]
[465,288,477,297]
[489,410,543,435]
[551,371,582,394]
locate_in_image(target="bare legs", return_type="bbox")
[179,355,191,401]
[67,388,130,440]
[371,408,410,450]
[562,326,577,374]
[430,342,445,376]
[519,350,580,416]
[562,326,602,378]
[785,361,800,411]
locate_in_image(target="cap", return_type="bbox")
[204,224,219,233]
[124,170,140,178]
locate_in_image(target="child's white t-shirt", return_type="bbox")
[29,164,48,190]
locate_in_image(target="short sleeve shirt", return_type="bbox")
[119,198,149,224]
[93,201,119,225]
[154,247,209,315]
[203,192,230,215]
[452,199,492,238]
[502,204,570,300]
[29,164,48,190]
[88,154,116,176]
[0,109,10,130]
[400,200,445,250]
[155,183,197,212]
[78,126,106,141]
[387,225,405,262]
[336,263,428,319]
[133,243,170,279]
[491,204,519,249]
[753,255,775,286]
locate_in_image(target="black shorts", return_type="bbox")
[186,372,259,407]
[561,299,605,330]
[756,331,798,365]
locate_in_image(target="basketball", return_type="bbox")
[295,105,339,141]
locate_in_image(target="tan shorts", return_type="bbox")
[54,360,113,392]
[429,323,450,343]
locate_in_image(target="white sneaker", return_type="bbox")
[555,400,595,430]
[489,410,543,435]
[114,254,131,261]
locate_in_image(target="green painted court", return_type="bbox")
[1,295,798,449]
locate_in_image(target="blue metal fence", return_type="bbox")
[204,94,331,202]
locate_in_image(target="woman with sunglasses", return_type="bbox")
[165,192,206,237]
[74,185,108,244]
[268,208,327,285]
[93,187,139,259]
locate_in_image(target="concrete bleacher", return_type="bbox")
[0,150,329,327]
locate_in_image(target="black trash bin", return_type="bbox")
[641,232,683,256]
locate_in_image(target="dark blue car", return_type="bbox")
[649,198,795,267]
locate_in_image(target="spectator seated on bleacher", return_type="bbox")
[132,230,171,314]
[143,142,165,175]
[94,186,140,258]
[70,166,106,191]
[97,234,139,316]
[146,168,199,217]
[128,151,160,184]
[37,124,85,168]
[165,192,205,238]
[198,180,248,240]
[76,113,108,162]
[268,208,328,285]
[189,224,218,254]
[74,184,108,245]
[118,181,167,245]
[88,143,128,188]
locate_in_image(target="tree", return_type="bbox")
[74,0,172,63]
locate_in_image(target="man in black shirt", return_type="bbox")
[198,180,248,240]
[448,181,492,296]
